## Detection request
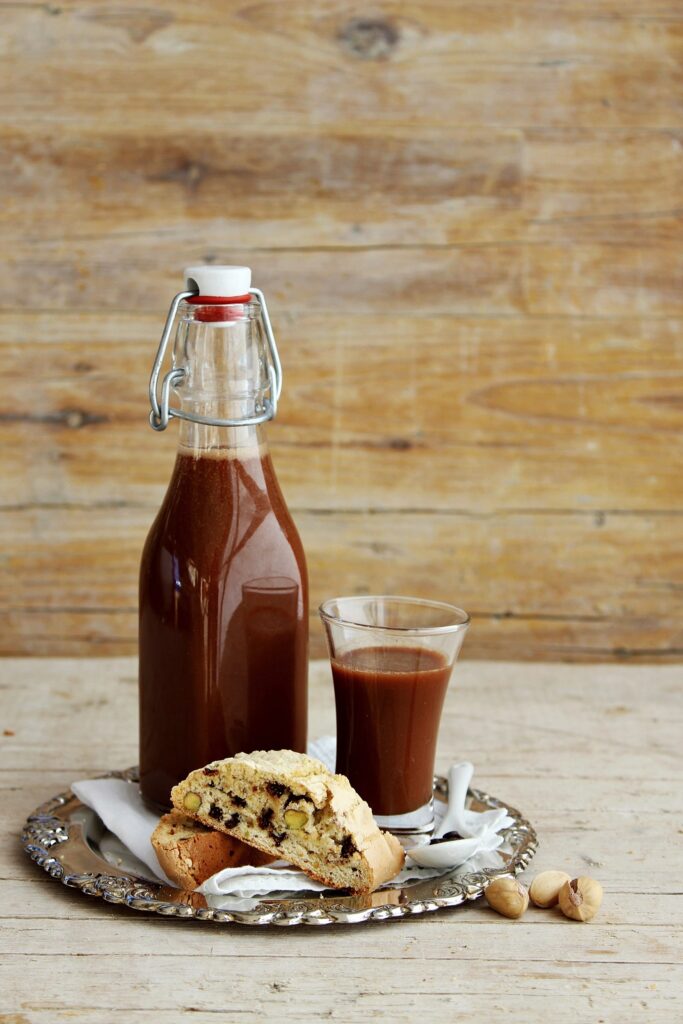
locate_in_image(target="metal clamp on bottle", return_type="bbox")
[149,270,283,431]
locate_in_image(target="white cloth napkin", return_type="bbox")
[71,777,175,886]
[72,738,513,901]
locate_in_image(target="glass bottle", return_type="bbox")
[139,265,308,810]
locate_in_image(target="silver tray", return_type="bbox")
[21,767,537,926]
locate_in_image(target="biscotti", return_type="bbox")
[151,809,274,890]
[171,749,405,893]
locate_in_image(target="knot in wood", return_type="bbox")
[338,18,399,60]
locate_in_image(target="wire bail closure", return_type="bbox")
[148,287,283,431]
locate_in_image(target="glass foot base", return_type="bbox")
[374,797,434,836]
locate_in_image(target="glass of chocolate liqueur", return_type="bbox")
[319,596,469,835]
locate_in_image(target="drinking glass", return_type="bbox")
[319,596,469,834]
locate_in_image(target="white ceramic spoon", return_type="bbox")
[407,762,508,869]
[407,832,484,869]
[433,761,474,839]
[436,762,508,838]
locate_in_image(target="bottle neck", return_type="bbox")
[172,299,272,456]
[177,418,268,457]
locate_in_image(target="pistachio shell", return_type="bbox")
[484,876,529,919]
[558,876,603,922]
[529,870,572,908]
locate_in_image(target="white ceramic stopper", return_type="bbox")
[184,265,252,298]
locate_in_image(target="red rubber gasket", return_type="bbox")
[186,294,252,304]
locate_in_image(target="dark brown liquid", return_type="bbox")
[139,447,308,809]
[332,645,451,815]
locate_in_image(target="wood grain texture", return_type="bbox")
[3,1,683,129]
[1,658,682,1021]
[1,504,682,660]
[4,125,681,246]
[0,0,681,658]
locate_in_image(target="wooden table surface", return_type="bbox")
[1,657,681,1022]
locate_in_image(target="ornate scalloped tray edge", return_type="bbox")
[22,767,538,927]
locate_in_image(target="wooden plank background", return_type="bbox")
[1,0,682,660]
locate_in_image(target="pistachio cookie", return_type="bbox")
[152,809,274,889]
[171,749,405,893]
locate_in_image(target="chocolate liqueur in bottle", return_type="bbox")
[139,266,308,810]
